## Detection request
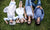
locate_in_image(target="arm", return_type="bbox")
[40,6,44,17]
[24,6,27,18]
[3,7,8,13]
[31,6,34,16]
[4,18,8,24]
[41,9,44,17]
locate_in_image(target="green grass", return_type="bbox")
[0,0,50,30]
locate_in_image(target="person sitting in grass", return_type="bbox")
[24,0,34,24]
[33,0,44,25]
[15,1,27,23]
[4,0,16,24]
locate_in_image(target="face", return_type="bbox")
[37,17,40,22]
[19,4,22,7]
[19,1,22,7]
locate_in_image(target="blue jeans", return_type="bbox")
[31,0,35,2]
[32,0,41,7]
[25,0,32,7]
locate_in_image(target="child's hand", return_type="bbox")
[40,7,43,9]
[5,21,8,24]
[37,6,40,8]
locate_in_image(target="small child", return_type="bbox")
[15,1,27,23]
[24,0,34,24]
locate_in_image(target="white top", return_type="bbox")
[16,7,24,15]
[3,1,16,17]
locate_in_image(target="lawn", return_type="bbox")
[0,0,50,30]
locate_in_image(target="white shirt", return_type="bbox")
[16,7,24,15]
[4,1,16,18]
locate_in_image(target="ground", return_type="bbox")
[0,0,50,30]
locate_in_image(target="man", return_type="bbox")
[24,0,34,24]
[31,0,35,2]
[4,0,16,24]
[15,1,27,23]
[34,0,44,25]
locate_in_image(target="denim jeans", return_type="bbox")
[32,0,41,7]
[31,0,35,2]
[25,0,32,7]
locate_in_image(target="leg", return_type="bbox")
[37,0,41,6]
[32,3,36,7]
[31,0,35,2]
[29,0,32,6]
[4,18,9,24]
[31,0,36,7]
[25,0,29,7]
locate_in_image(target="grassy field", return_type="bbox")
[0,0,50,30]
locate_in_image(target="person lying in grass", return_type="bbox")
[15,1,27,23]
[4,0,16,24]
[33,0,44,25]
[24,0,34,24]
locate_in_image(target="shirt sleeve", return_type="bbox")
[3,7,8,13]
[41,9,44,17]
[34,8,38,14]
